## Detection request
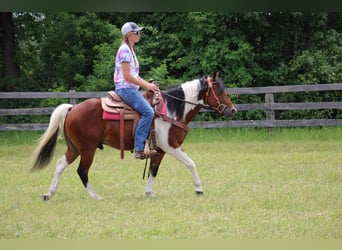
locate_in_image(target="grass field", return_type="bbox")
[0,127,341,239]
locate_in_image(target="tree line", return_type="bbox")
[0,12,341,123]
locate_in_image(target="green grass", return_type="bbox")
[0,128,341,239]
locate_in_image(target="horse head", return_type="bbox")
[201,71,237,119]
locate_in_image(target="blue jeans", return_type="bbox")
[115,88,154,151]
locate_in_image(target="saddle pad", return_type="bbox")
[159,94,167,116]
[102,111,120,120]
[102,110,140,121]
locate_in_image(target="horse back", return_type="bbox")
[64,99,105,143]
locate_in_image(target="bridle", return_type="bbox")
[162,76,229,114]
[203,76,229,114]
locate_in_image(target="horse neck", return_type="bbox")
[184,105,202,124]
[163,79,205,123]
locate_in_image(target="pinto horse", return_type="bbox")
[31,72,237,200]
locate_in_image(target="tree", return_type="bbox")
[0,12,19,78]
[1,12,341,124]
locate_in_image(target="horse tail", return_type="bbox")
[31,103,73,171]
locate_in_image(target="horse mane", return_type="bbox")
[198,76,225,95]
[162,85,185,120]
[160,76,226,120]
[214,77,226,95]
[161,77,205,120]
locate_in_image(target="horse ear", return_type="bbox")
[213,70,220,80]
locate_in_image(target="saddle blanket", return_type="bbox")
[102,111,120,120]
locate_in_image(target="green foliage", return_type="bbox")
[77,23,122,91]
[6,12,342,90]
[1,12,342,124]
[286,29,342,84]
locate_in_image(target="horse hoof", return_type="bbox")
[195,191,204,196]
[145,191,155,198]
[93,195,103,201]
[42,195,50,201]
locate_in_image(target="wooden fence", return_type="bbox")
[0,83,341,131]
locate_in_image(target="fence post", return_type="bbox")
[265,93,275,130]
[69,90,76,105]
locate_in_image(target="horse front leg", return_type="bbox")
[145,151,165,197]
[167,147,204,195]
[145,175,155,197]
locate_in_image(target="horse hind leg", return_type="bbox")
[42,149,79,201]
[42,155,68,201]
[77,150,103,200]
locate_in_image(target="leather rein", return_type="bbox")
[162,77,228,114]
[154,77,228,132]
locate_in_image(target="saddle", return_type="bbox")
[101,89,162,159]
[101,90,140,124]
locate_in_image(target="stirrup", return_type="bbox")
[134,150,157,160]
[133,139,157,160]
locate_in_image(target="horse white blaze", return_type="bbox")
[45,155,68,199]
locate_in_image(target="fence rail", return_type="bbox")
[1,84,342,131]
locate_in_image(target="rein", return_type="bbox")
[162,78,227,113]
[162,92,206,108]
[153,77,229,133]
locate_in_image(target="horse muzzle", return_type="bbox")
[223,105,237,119]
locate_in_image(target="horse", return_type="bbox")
[31,72,237,200]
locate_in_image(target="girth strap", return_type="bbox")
[149,118,158,150]
[154,110,189,133]
[119,109,125,159]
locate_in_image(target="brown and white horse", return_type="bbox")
[31,72,237,200]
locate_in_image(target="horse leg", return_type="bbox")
[42,148,79,201]
[42,155,68,201]
[145,151,165,197]
[166,147,204,195]
[77,149,103,200]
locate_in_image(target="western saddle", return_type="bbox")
[101,87,161,159]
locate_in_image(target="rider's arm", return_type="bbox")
[122,62,158,91]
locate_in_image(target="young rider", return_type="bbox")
[113,22,159,159]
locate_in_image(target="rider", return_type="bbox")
[113,22,159,160]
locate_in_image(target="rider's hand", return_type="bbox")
[146,82,160,92]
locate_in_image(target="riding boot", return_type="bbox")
[133,139,157,160]
[133,150,157,160]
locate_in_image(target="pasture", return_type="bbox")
[0,127,341,239]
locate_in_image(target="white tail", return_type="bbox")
[31,104,73,170]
